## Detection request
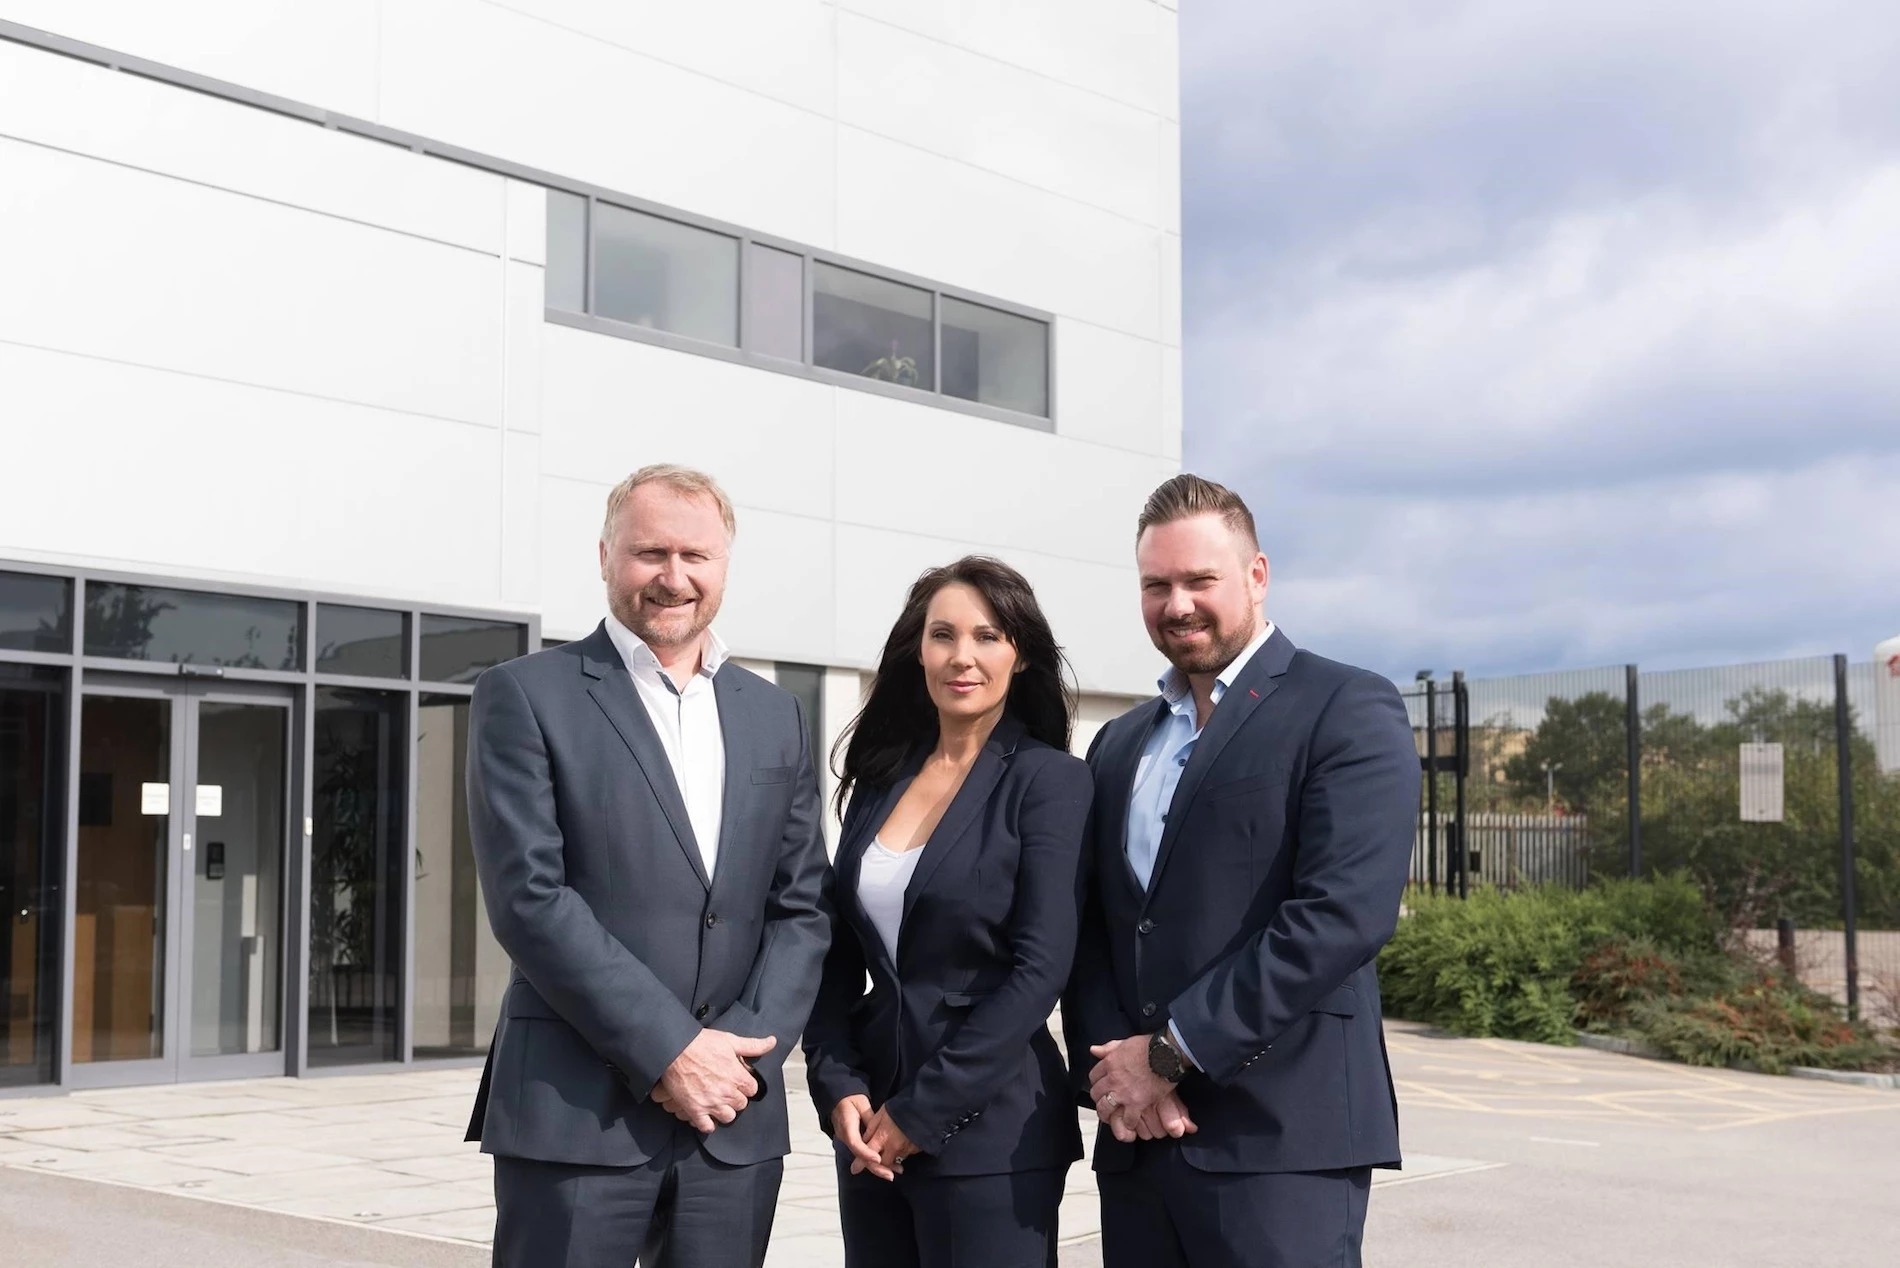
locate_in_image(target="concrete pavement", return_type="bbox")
[3,1022,1894,1266]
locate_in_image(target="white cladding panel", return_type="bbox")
[0,6,1180,694]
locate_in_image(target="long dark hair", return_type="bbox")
[832,556,1075,817]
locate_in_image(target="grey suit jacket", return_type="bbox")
[463,623,832,1168]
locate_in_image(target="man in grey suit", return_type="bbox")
[465,464,832,1267]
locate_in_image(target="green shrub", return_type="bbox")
[1379,876,1897,1074]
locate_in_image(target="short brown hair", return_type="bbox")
[1136,473,1259,550]
[600,464,737,544]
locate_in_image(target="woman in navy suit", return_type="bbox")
[803,555,1093,1268]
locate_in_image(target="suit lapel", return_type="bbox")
[896,716,1025,955]
[1143,627,1296,901]
[580,623,711,891]
[708,669,754,900]
[837,775,909,976]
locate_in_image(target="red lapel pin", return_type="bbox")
[1248,689,1260,699]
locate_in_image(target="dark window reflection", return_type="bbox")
[775,663,825,772]
[0,666,63,1086]
[85,583,302,671]
[0,572,73,654]
[813,263,934,390]
[414,695,508,1058]
[419,616,525,685]
[309,688,406,1066]
[316,605,407,679]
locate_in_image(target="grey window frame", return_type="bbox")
[0,556,537,1094]
[0,19,1058,434]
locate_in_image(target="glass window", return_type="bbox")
[419,616,526,685]
[0,572,72,654]
[315,605,407,679]
[594,203,739,346]
[0,666,64,1086]
[775,663,825,770]
[308,688,406,1066]
[813,263,934,390]
[547,189,588,314]
[747,243,804,362]
[84,583,303,671]
[414,695,509,1059]
[941,297,1050,417]
[74,693,170,1063]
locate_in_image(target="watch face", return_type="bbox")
[1148,1032,1185,1082]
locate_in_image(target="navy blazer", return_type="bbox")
[803,716,1092,1177]
[1062,627,1419,1175]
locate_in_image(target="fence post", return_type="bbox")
[1833,654,1859,1020]
[1425,677,1439,895]
[1626,663,1642,879]
[1454,671,1469,898]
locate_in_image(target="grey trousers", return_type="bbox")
[492,1130,783,1268]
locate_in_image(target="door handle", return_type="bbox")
[183,832,193,853]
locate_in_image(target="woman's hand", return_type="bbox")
[831,1095,893,1180]
[859,1107,920,1179]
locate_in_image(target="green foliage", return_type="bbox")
[1503,691,1629,816]
[1379,879,1896,1074]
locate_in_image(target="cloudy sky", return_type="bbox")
[1180,1,1900,680]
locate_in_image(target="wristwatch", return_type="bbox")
[1147,1030,1190,1084]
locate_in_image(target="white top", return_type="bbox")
[604,613,729,878]
[858,838,925,963]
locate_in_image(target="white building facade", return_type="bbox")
[0,3,1182,1089]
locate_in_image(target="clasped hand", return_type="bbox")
[1088,1036,1198,1144]
[651,1029,776,1133]
[830,1094,918,1182]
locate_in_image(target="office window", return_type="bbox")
[546,189,587,313]
[775,664,825,773]
[315,605,407,679]
[0,572,71,654]
[813,264,934,390]
[414,696,508,1058]
[0,666,63,1086]
[419,616,526,685]
[942,297,1050,418]
[308,688,406,1066]
[594,203,739,346]
[84,583,303,671]
[746,244,804,361]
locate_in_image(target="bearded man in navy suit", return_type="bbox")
[1064,473,1420,1268]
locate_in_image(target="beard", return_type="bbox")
[1153,614,1256,677]
[610,580,721,651]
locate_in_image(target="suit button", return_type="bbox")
[695,1004,710,1020]
[1137,918,1155,935]
[705,912,717,928]
[1141,1002,1157,1018]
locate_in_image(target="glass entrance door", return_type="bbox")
[71,681,292,1085]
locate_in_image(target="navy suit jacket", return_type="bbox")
[803,716,1091,1177]
[1062,627,1418,1175]
[463,625,832,1168]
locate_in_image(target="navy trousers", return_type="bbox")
[835,1148,1066,1268]
[1096,1139,1371,1268]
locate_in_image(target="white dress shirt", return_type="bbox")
[858,838,925,963]
[604,614,729,878]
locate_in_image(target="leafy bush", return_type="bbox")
[1379,877,1897,1074]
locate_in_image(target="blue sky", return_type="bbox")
[1179,1,1900,679]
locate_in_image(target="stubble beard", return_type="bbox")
[611,582,719,652]
[1157,616,1257,678]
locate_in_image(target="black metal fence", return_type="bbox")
[1402,654,1897,1019]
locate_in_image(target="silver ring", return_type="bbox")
[1101,1094,1119,1111]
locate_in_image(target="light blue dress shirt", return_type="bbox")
[1124,621,1274,1068]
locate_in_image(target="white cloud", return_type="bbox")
[1181,0,1900,677]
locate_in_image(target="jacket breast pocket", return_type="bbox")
[1203,767,1292,803]
[750,766,795,785]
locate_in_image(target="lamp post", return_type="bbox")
[1541,759,1563,814]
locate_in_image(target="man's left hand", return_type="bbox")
[1088,1035,1177,1131]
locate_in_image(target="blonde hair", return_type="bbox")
[1136,473,1259,550]
[600,464,738,544]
